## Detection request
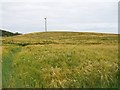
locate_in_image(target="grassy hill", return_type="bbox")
[0,29,21,37]
[2,32,118,45]
[2,32,118,88]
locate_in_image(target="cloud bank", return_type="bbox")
[1,0,118,33]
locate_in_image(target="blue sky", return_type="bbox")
[0,0,118,34]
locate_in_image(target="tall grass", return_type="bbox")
[2,32,118,88]
[0,46,2,89]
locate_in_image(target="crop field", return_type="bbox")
[1,32,119,88]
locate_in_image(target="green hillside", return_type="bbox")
[2,32,119,88]
[0,29,21,37]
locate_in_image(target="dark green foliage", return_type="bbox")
[0,29,22,37]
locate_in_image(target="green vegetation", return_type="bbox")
[0,29,21,37]
[2,32,118,88]
[0,44,2,89]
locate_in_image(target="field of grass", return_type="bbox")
[2,32,119,88]
[0,37,2,89]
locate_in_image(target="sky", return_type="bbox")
[0,0,119,34]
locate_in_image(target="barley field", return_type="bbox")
[2,32,119,88]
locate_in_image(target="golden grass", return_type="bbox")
[2,32,118,88]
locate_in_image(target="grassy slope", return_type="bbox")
[0,45,2,89]
[3,32,117,45]
[2,32,118,88]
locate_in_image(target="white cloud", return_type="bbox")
[1,0,119,3]
[1,1,118,33]
[0,3,2,28]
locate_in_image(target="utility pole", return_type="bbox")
[44,18,47,32]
